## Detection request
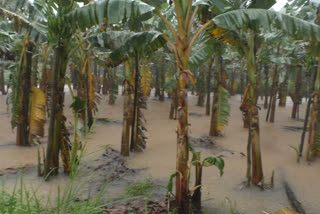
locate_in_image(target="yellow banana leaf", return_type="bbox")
[232,80,238,94]
[209,26,238,46]
[29,87,46,138]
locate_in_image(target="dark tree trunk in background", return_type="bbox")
[267,44,281,122]
[159,69,165,101]
[197,70,205,107]
[121,81,133,156]
[206,58,214,115]
[130,52,139,151]
[264,65,269,109]
[45,44,70,177]
[108,68,115,105]
[102,69,108,95]
[86,63,94,128]
[155,69,160,97]
[0,70,6,95]
[16,42,33,146]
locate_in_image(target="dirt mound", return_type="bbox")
[190,135,216,149]
[90,147,141,182]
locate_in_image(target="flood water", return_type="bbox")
[0,92,319,214]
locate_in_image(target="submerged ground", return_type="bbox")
[0,91,319,214]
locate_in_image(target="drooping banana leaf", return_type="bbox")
[29,87,46,138]
[288,66,298,96]
[66,0,155,31]
[212,9,320,42]
[193,0,233,14]
[242,0,276,9]
[141,0,167,8]
[217,86,230,131]
[88,31,134,50]
[0,0,48,36]
[189,32,217,70]
[109,31,166,65]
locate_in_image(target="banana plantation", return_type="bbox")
[1,0,320,213]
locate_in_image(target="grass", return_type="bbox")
[0,172,107,214]
[122,177,157,199]
[0,107,108,214]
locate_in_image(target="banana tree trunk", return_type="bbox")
[306,59,320,161]
[102,69,108,95]
[169,88,178,119]
[267,45,281,122]
[86,63,94,128]
[192,162,202,211]
[108,68,115,105]
[264,65,269,109]
[16,40,33,146]
[121,80,133,156]
[130,52,139,151]
[240,60,245,96]
[206,58,214,115]
[209,56,222,136]
[44,45,70,177]
[269,66,279,123]
[246,31,263,186]
[292,66,302,118]
[175,55,190,214]
[155,69,160,97]
[197,70,205,107]
[0,70,6,95]
[159,69,165,101]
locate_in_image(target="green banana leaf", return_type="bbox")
[66,0,155,31]
[213,9,320,42]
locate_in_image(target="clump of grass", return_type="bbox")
[0,190,41,214]
[123,177,156,198]
[0,182,106,214]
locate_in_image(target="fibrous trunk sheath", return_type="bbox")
[306,59,320,161]
[209,56,221,136]
[44,45,70,177]
[16,40,33,146]
[121,81,133,156]
[246,31,263,186]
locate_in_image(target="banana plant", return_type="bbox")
[212,6,320,186]
[44,0,154,177]
[89,29,166,154]
[0,0,48,146]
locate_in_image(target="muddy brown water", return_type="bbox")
[0,93,320,214]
